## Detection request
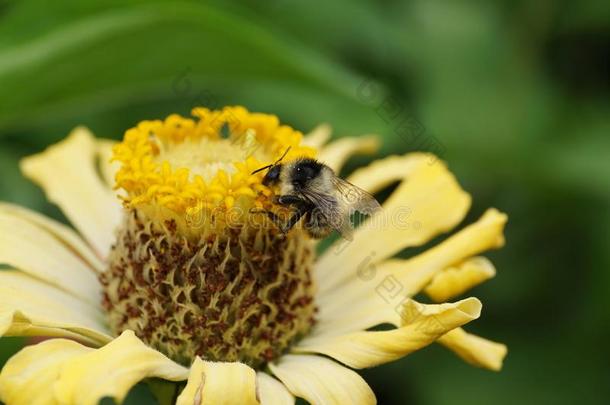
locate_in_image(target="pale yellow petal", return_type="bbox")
[54,330,188,405]
[346,153,431,194]
[176,358,259,405]
[437,328,507,371]
[425,256,496,302]
[0,339,93,405]
[295,298,481,369]
[0,211,101,304]
[0,202,104,272]
[425,258,507,371]
[257,372,294,405]
[0,271,111,345]
[20,127,123,258]
[302,124,332,149]
[392,208,506,297]
[269,354,376,405]
[97,138,120,188]
[316,157,472,296]
[318,135,380,173]
[315,209,507,337]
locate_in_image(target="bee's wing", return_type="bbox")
[331,177,382,216]
[300,187,355,241]
[328,177,381,241]
[334,213,356,241]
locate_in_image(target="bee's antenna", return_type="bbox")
[250,147,292,175]
[275,146,291,164]
[251,164,273,175]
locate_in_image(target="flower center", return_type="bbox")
[100,107,318,367]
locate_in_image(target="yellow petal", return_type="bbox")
[0,210,101,305]
[20,127,123,258]
[0,202,104,272]
[257,372,294,405]
[346,153,431,194]
[0,338,93,405]
[54,330,188,405]
[0,270,111,345]
[176,358,259,405]
[318,135,379,173]
[393,209,506,297]
[269,354,376,405]
[425,256,496,302]
[437,328,507,371]
[315,209,507,336]
[423,257,507,371]
[316,157,471,296]
[294,298,481,369]
[97,138,120,188]
[302,124,332,149]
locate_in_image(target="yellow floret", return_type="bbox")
[112,106,316,231]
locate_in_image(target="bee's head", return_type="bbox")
[290,159,323,191]
[251,147,291,187]
[261,164,282,186]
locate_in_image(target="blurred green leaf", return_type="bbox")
[0,1,384,141]
[147,378,181,405]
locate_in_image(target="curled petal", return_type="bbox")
[424,257,507,371]
[269,354,376,405]
[257,372,294,405]
[0,271,111,345]
[0,339,93,405]
[393,208,506,296]
[54,330,188,405]
[425,256,496,302]
[20,127,123,258]
[176,358,259,405]
[295,298,481,369]
[438,328,507,371]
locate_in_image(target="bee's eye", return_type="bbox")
[262,165,281,186]
[292,160,321,188]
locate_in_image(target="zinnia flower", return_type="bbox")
[0,106,508,405]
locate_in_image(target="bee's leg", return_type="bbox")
[254,196,311,233]
[257,210,285,231]
[281,204,311,233]
[250,209,301,234]
[276,195,306,206]
[265,201,311,234]
[272,195,313,233]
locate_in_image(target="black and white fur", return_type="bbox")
[256,157,381,240]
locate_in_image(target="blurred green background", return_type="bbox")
[1,0,609,404]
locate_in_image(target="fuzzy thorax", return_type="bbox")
[102,107,318,367]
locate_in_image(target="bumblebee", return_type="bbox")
[252,150,381,240]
